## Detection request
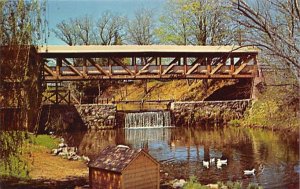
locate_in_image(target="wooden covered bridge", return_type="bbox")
[38,45,259,104]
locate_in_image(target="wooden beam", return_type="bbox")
[110,57,135,76]
[82,58,87,77]
[210,63,223,75]
[186,63,200,75]
[233,64,247,75]
[147,57,155,64]
[162,63,176,75]
[137,63,150,75]
[230,57,235,74]
[168,57,180,65]
[87,58,110,76]
[235,55,253,65]
[44,65,55,76]
[191,57,205,66]
[56,58,62,79]
[183,57,187,75]
[62,58,82,76]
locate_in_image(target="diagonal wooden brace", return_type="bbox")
[111,57,135,76]
[44,65,56,76]
[233,64,247,75]
[87,58,110,76]
[186,63,200,75]
[210,63,223,75]
[137,63,150,75]
[62,58,82,76]
[162,63,176,75]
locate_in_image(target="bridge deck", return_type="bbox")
[39,45,259,81]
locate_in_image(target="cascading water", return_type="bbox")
[125,111,172,128]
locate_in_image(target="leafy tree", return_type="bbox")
[157,0,234,45]
[0,0,46,178]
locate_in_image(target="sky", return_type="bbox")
[46,0,165,45]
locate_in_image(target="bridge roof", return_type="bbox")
[38,45,259,58]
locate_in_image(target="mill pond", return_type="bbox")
[61,112,299,189]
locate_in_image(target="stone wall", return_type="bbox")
[170,99,251,125]
[75,104,117,130]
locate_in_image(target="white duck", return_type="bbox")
[203,160,209,169]
[217,159,227,165]
[244,168,256,175]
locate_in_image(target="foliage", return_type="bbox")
[183,176,208,189]
[224,181,242,189]
[242,86,299,131]
[0,0,46,178]
[0,0,46,45]
[0,132,30,179]
[247,183,263,189]
[182,177,262,189]
[156,0,235,45]
[0,133,59,179]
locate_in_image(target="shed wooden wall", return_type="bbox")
[122,153,160,189]
[89,168,121,189]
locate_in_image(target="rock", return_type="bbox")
[58,143,67,148]
[82,155,90,162]
[164,172,169,176]
[58,151,68,156]
[206,184,219,189]
[107,115,115,120]
[52,148,59,155]
[172,179,186,188]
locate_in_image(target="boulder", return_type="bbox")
[172,179,186,188]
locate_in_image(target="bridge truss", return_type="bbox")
[38,45,258,81]
[38,45,259,105]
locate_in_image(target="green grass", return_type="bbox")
[0,133,60,180]
[181,176,263,189]
[30,134,59,150]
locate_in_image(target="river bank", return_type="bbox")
[1,126,299,189]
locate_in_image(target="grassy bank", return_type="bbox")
[229,86,299,133]
[0,133,88,188]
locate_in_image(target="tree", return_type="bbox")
[53,12,125,46]
[0,0,46,177]
[157,0,234,45]
[126,8,157,45]
[232,0,300,78]
[95,11,124,45]
[53,19,78,45]
[53,15,95,45]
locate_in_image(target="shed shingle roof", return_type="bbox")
[88,145,143,173]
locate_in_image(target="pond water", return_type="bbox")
[64,127,299,189]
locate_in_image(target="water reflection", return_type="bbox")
[64,127,299,188]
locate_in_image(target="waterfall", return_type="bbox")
[125,111,172,128]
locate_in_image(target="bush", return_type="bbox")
[241,86,299,132]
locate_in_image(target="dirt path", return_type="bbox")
[29,148,88,181]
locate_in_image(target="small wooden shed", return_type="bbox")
[88,145,160,189]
